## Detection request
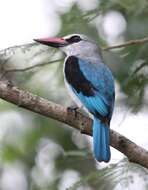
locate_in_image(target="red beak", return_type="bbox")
[34,37,68,48]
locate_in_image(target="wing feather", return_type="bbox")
[64,56,115,118]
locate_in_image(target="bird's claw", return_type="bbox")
[67,105,80,117]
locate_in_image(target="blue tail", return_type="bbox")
[93,117,110,162]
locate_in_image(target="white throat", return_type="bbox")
[60,40,102,63]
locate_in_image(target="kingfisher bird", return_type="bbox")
[34,34,115,162]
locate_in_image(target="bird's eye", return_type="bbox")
[66,35,82,43]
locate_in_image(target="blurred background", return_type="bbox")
[0,0,148,189]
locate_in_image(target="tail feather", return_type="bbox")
[93,117,110,162]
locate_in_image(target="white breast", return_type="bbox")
[63,60,93,117]
[64,77,83,108]
[63,58,82,107]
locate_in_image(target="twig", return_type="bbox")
[0,81,147,168]
[0,37,148,76]
[5,59,62,72]
[103,37,148,50]
[0,59,63,79]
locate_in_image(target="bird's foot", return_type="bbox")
[67,105,80,118]
[5,80,14,87]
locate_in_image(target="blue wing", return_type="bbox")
[64,56,115,119]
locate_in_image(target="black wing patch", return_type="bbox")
[64,56,96,97]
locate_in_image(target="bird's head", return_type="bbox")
[34,34,101,58]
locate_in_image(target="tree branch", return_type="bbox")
[103,37,148,50]
[0,59,63,79]
[0,81,147,168]
[1,37,148,76]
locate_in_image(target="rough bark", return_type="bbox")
[0,81,148,168]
